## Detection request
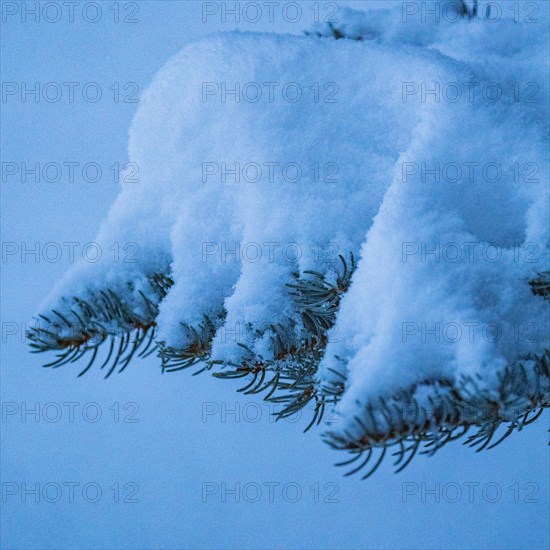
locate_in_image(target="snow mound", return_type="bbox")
[30,3,549,473]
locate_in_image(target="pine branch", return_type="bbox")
[27,273,173,378]
[158,315,219,374]
[207,254,355,427]
[529,271,550,299]
[28,256,549,477]
[325,352,550,479]
[304,1,481,43]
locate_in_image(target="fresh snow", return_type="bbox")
[35,4,549,432]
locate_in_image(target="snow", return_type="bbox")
[34,5,549,435]
[315,4,549,430]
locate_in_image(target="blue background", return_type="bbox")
[1,1,549,548]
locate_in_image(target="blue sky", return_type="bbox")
[1,1,549,548]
